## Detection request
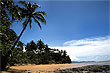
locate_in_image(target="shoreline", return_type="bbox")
[1,62,110,73]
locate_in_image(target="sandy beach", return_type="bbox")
[1,61,110,73]
[1,63,87,73]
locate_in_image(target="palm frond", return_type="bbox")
[29,19,32,29]
[34,11,47,16]
[28,2,31,6]
[33,16,42,29]
[18,7,28,19]
[32,3,40,11]
[24,2,34,13]
[18,7,27,12]
[18,1,27,8]
[34,14,46,24]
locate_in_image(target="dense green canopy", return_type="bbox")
[11,40,71,65]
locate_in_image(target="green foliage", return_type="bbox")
[10,0,47,56]
[0,25,18,70]
[1,0,21,70]
[18,1,46,29]
[0,0,71,71]
[10,40,71,65]
[1,0,21,27]
[0,25,17,57]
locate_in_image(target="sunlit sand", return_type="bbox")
[1,61,109,73]
[1,63,91,73]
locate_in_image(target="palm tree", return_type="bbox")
[36,40,45,53]
[25,40,37,52]
[11,1,47,51]
[1,0,22,70]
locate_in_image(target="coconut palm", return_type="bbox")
[11,1,47,51]
[25,40,37,52]
[36,40,45,53]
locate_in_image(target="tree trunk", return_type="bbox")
[11,24,28,51]
[1,56,8,71]
[7,23,28,60]
[1,20,29,70]
[1,24,27,70]
[9,19,30,54]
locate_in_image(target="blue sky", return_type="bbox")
[11,0,110,61]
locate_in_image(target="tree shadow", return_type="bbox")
[2,69,28,73]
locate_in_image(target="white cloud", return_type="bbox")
[50,36,110,61]
[64,36,110,46]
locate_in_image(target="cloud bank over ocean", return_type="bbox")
[50,36,110,61]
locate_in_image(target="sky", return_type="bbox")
[11,0,110,61]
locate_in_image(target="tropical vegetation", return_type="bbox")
[0,0,71,71]
[10,40,71,65]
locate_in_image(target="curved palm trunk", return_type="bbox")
[1,20,29,70]
[11,18,30,51]
[11,24,27,51]
[9,24,28,65]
